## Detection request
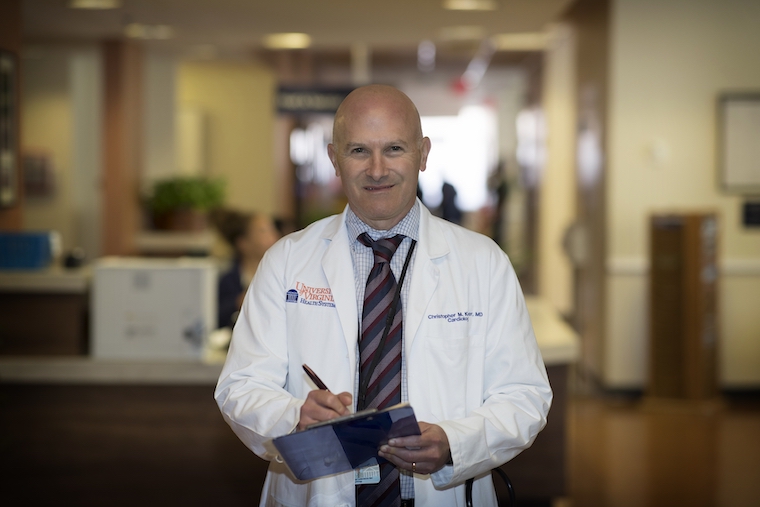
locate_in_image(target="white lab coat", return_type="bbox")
[215,203,552,507]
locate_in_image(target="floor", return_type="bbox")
[566,392,760,507]
[1,384,759,507]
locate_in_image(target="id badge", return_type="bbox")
[355,464,381,485]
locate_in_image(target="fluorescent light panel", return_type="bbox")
[439,25,486,41]
[263,33,312,49]
[443,0,498,11]
[69,0,121,9]
[492,32,549,51]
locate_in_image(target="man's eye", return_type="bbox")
[389,146,403,152]
[352,147,366,154]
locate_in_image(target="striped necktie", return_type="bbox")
[357,232,404,507]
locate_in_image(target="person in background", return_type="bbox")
[215,85,551,506]
[487,159,509,247]
[439,181,462,225]
[212,210,280,328]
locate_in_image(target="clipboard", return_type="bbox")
[270,402,420,481]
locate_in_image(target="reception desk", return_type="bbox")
[0,295,579,504]
[0,267,91,355]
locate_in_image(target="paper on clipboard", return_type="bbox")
[270,402,420,481]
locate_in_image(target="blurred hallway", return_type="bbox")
[2,0,760,505]
[2,382,758,506]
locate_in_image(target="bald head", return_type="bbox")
[327,84,431,230]
[332,85,423,147]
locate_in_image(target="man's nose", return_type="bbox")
[366,153,389,180]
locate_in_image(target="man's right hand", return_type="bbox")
[297,390,353,431]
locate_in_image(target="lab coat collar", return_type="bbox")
[418,199,449,259]
[320,209,359,382]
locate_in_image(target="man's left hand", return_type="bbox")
[378,421,451,475]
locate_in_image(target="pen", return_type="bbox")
[303,363,354,414]
[302,364,330,391]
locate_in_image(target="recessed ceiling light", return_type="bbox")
[262,33,312,50]
[439,26,487,41]
[69,0,121,9]
[443,0,498,11]
[491,32,549,51]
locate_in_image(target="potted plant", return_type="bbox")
[146,176,226,231]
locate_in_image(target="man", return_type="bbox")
[215,84,552,507]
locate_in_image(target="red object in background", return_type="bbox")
[451,76,469,95]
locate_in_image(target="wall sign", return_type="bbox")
[277,87,353,114]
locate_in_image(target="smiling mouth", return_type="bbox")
[364,184,394,191]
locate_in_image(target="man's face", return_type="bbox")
[328,98,430,231]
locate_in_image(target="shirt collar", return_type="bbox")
[346,200,420,244]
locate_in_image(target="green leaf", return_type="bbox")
[147,176,226,213]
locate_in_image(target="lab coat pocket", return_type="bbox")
[422,334,485,421]
[265,471,353,507]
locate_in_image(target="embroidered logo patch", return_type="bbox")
[291,282,335,308]
[286,289,299,303]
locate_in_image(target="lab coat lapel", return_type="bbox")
[405,206,449,351]
[321,212,359,377]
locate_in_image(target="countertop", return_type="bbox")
[0,266,91,294]
[525,296,581,366]
[0,296,579,385]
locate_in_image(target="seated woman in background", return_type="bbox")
[212,210,280,329]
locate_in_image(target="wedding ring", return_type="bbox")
[412,462,416,473]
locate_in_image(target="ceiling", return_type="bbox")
[22,0,574,63]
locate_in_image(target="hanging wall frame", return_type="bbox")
[718,92,760,194]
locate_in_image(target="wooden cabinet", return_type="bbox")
[648,213,718,400]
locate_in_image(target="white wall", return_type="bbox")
[606,0,760,387]
[70,46,103,260]
[143,50,177,186]
[177,61,277,215]
[539,23,577,316]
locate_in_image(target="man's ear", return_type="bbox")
[327,143,340,177]
[419,137,431,172]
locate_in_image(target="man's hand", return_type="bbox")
[377,421,451,475]
[297,390,353,431]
